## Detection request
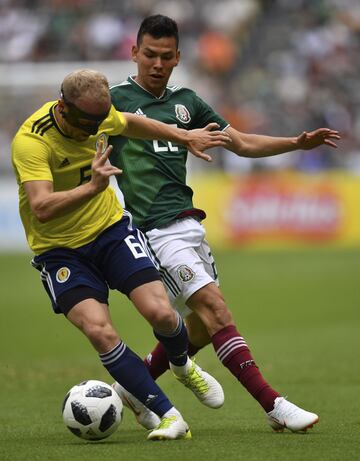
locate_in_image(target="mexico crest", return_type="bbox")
[177,265,195,282]
[175,104,191,124]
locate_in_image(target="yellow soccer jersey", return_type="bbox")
[12,101,127,254]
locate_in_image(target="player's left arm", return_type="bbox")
[121,112,231,161]
[224,126,341,158]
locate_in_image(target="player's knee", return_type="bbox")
[83,321,119,352]
[143,295,177,332]
[149,304,177,332]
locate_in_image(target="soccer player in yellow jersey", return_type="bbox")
[11,69,230,441]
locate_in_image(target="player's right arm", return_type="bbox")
[23,144,121,223]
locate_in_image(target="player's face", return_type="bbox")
[132,34,180,97]
[58,96,110,141]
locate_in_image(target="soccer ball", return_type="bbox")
[62,380,123,440]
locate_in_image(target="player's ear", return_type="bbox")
[132,45,138,63]
[58,98,65,113]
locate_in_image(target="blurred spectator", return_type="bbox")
[198,31,236,74]
[0,0,359,176]
[0,4,46,61]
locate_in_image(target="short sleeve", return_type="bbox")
[103,105,127,136]
[12,133,53,184]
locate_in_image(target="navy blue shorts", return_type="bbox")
[32,216,157,314]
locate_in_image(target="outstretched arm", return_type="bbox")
[122,113,231,161]
[224,126,341,158]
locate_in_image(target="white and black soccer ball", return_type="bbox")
[62,380,123,441]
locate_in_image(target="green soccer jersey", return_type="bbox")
[109,76,229,231]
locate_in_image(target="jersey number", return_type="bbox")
[153,140,179,152]
[125,236,147,259]
[152,124,179,152]
[77,165,92,186]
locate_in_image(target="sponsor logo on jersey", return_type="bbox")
[56,267,71,283]
[175,104,191,124]
[95,133,107,153]
[177,265,195,282]
[59,157,70,168]
[135,108,147,117]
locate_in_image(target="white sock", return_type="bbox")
[170,356,192,377]
[163,406,181,418]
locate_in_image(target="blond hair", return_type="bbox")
[61,69,110,104]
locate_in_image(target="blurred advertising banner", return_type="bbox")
[0,178,123,252]
[190,172,360,248]
[0,178,28,251]
[2,172,360,252]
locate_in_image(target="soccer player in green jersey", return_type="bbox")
[11,68,231,441]
[109,15,341,433]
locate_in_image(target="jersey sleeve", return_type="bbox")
[11,133,53,183]
[192,93,229,131]
[103,105,127,136]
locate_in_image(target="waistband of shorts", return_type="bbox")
[152,215,201,231]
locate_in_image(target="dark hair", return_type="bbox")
[137,15,179,48]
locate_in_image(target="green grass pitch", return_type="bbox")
[1,249,359,461]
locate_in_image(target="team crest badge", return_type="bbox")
[56,267,71,283]
[95,133,108,153]
[175,104,191,124]
[177,265,195,282]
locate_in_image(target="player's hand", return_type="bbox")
[90,142,122,192]
[186,123,232,161]
[295,128,341,150]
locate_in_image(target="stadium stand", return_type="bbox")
[1,0,359,175]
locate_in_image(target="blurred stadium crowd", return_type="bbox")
[1,0,359,175]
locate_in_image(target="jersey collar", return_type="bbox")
[129,76,167,100]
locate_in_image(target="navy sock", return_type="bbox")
[100,341,172,416]
[154,312,188,366]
